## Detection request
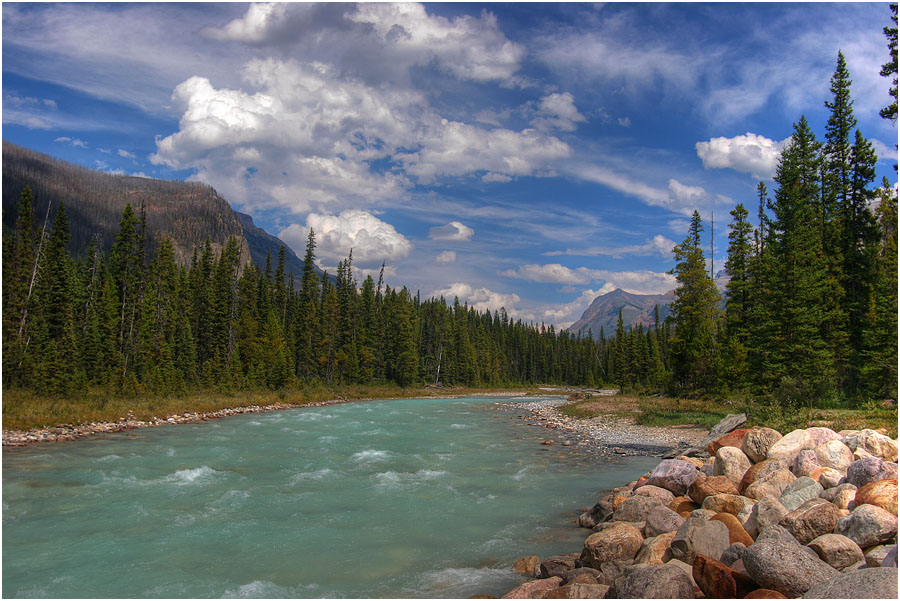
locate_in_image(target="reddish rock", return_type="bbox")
[542,583,610,599]
[739,459,786,495]
[777,498,841,545]
[710,512,755,546]
[743,589,788,599]
[611,493,630,510]
[855,478,898,514]
[708,428,751,456]
[808,466,843,488]
[669,496,700,514]
[580,522,643,569]
[702,493,754,516]
[501,576,563,599]
[689,475,740,505]
[513,555,541,577]
[635,531,676,565]
[692,553,758,599]
[744,469,796,501]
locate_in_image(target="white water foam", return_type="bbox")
[450,423,470,429]
[373,469,450,489]
[221,580,319,598]
[512,466,529,481]
[351,449,391,462]
[289,468,335,484]
[162,465,221,486]
[96,454,123,462]
[413,566,515,596]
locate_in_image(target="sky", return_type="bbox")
[3,2,897,329]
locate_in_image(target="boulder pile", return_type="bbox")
[501,419,898,599]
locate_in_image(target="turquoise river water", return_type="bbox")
[2,396,658,598]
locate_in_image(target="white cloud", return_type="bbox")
[502,263,588,284]
[482,172,512,183]
[428,282,524,316]
[279,210,413,271]
[546,234,676,259]
[54,136,87,148]
[429,221,474,242]
[435,250,457,264]
[871,139,897,164]
[696,132,786,179]
[117,148,136,159]
[617,116,632,127]
[531,92,586,132]
[202,2,287,43]
[503,263,676,294]
[568,163,670,207]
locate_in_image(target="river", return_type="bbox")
[2,396,658,598]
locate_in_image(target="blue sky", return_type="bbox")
[3,2,897,328]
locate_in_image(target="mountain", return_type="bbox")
[567,288,675,338]
[2,141,309,279]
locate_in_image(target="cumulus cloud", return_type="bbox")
[503,263,676,294]
[870,139,897,164]
[428,282,523,316]
[278,210,412,271]
[429,221,474,242]
[696,132,786,179]
[435,250,457,264]
[531,92,586,132]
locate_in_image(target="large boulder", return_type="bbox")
[643,505,685,538]
[715,446,753,486]
[710,512,754,546]
[801,566,898,599]
[669,517,730,565]
[807,533,865,570]
[613,563,694,599]
[833,503,898,548]
[808,466,843,489]
[855,478,898,514]
[745,469,796,501]
[743,427,784,464]
[635,531,676,565]
[702,493,755,516]
[720,542,747,566]
[692,553,758,599]
[865,545,892,568]
[743,539,839,597]
[645,460,701,496]
[779,476,824,512]
[767,429,816,463]
[543,583,610,599]
[842,429,898,462]
[740,458,789,494]
[671,413,747,458]
[777,498,841,545]
[560,567,600,585]
[793,450,821,477]
[846,457,898,488]
[580,522,643,569]
[806,427,842,447]
[513,555,541,577]
[708,428,750,456]
[540,555,579,579]
[743,496,789,539]
[755,524,801,546]
[501,576,563,599]
[821,483,858,510]
[612,494,663,523]
[633,484,675,505]
[688,475,739,505]
[814,440,854,472]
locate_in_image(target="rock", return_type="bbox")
[846,457,898,488]
[580,522,643,569]
[689,475,740,505]
[576,511,597,529]
[842,429,898,462]
[833,503,899,548]
[855,478,898,514]
[633,484,676,505]
[842,559,868,572]
[743,496,789,539]
[612,494,663,523]
[593,560,630,587]
[711,512,755,546]
[501,576,563,599]
[806,427,842,447]
[754,524,800,546]
[778,498,841,545]
[740,459,789,494]
[668,496,699,514]
[808,466,843,489]
[643,505,685,538]
[669,517,730,565]
[542,583,610,599]
[744,589,788,598]
[513,555,542,577]
[664,558,699,588]
[614,563,694,599]
[676,456,705,469]
[645,460,701,496]
[807,533,865,570]
[635,531,676,565]
[692,553,758,599]
[882,545,897,568]
[821,483,858,510]
[767,429,816,463]
[708,428,751,456]
[715,446,753,486]
[793,450,821,477]
[611,493,632,511]
[702,493,755,516]
[814,440,854,472]
[743,539,839,597]
[779,476,824,512]
[801,566,898,599]
[721,542,747,566]
[560,568,601,585]
[540,555,579,579]
[674,413,747,458]
[745,469,796,501]
[691,508,717,519]
[743,427,784,464]
[865,545,891,568]
[854,447,878,461]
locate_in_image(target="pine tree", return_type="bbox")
[881,3,898,124]
[723,203,754,386]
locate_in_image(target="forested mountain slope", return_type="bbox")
[567,289,675,338]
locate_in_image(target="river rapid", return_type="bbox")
[2,396,659,598]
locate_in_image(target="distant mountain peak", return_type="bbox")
[567,288,675,338]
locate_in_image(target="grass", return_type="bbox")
[0,384,544,432]
[557,392,897,436]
